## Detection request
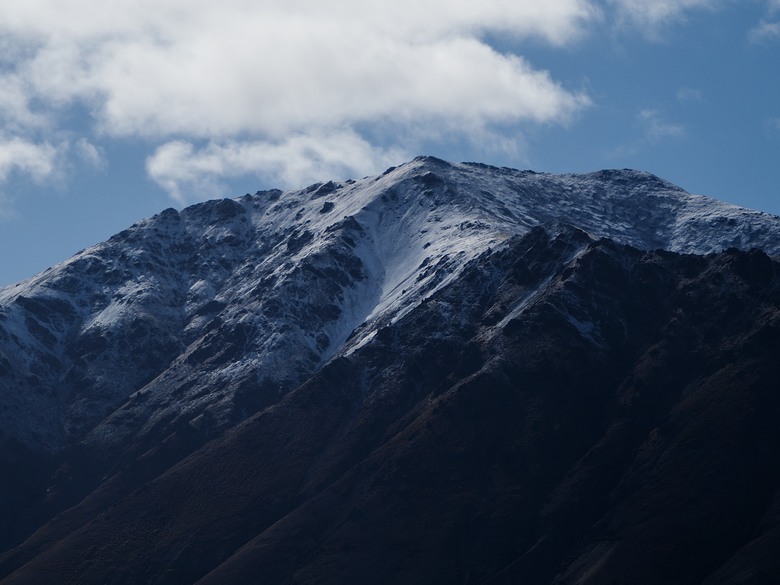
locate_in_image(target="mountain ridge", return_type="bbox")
[2,157,779,453]
[2,223,779,584]
[1,157,780,583]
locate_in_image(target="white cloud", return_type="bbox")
[0,1,595,140]
[146,131,408,203]
[0,135,63,183]
[0,1,598,49]
[4,0,774,209]
[0,74,49,132]
[87,35,589,139]
[0,1,596,201]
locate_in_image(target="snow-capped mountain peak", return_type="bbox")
[1,157,779,453]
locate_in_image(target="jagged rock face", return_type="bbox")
[1,158,780,583]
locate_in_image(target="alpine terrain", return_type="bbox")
[1,156,779,584]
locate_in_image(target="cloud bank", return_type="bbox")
[0,0,599,202]
[0,0,775,203]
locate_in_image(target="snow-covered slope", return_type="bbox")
[1,156,779,453]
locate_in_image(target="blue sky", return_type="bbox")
[1,0,779,286]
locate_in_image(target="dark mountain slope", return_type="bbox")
[3,226,779,584]
[5,158,780,558]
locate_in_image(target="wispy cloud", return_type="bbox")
[677,87,704,102]
[0,193,15,221]
[605,109,685,159]
[604,0,779,43]
[606,0,721,34]
[749,19,780,43]
[74,139,107,170]
[639,109,685,140]
[748,0,780,42]
[766,117,780,133]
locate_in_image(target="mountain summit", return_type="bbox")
[1,157,780,584]
[2,157,778,454]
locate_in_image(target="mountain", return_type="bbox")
[1,156,780,584]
